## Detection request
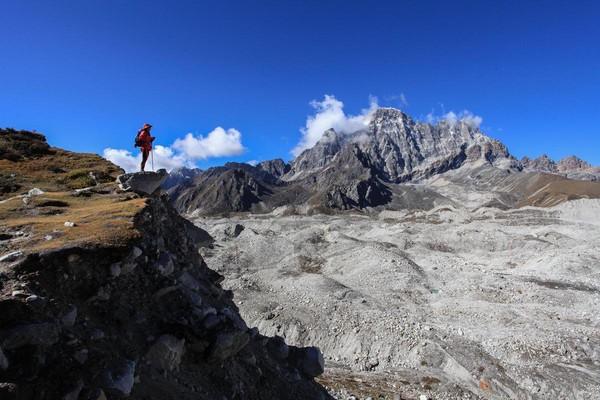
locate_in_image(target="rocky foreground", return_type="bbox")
[0,130,329,400]
[194,200,600,400]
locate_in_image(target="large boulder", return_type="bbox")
[1,323,60,350]
[209,331,250,362]
[102,360,136,398]
[289,346,325,378]
[145,334,185,372]
[117,169,168,195]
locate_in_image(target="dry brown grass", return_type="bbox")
[0,189,146,252]
[0,130,145,254]
[0,145,123,200]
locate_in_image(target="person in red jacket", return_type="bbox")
[138,123,155,171]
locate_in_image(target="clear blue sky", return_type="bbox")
[1,0,599,170]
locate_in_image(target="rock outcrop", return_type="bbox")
[0,131,329,400]
[117,169,168,195]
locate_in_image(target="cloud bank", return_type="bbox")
[291,95,379,157]
[103,127,245,173]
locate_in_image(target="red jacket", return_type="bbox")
[138,129,153,151]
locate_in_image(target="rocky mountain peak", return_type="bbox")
[285,107,516,183]
[557,155,592,172]
[521,154,558,173]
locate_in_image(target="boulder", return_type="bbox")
[209,331,250,362]
[225,224,245,238]
[116,169,168,196]
[0,383,18,400]
[2,322,60,350]
[61,305,77,327]
[298,347,325,378]
[0,251,23,263]
[102,360,136,398]
[145,334,185,372]
[266,335,289,360]
[156,252,175,276]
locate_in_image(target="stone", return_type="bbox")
[90,329,105,341]
[0,251,23,263]
[419,396,429,400]
[2,323,60,350]
[25,295,45,310]
[0,383,18,400]
[61,305,78,327]
[73,348,88,365]
[61,379,84,400]
[266,336,289,360]
[203,315,221,330]
[193,306,217,320]
[157,252,175,276]
[28,188,44,196]
[182,288,202,307]
[209,331,250,361]
[145,334,185,372]
[116,169,168,196]
[97,286,111,301]
[225,224,245,237]
[153,285,179,298]
[178,272,200,291]
[110,263,121,277]
[132,246,143,258]
[221,308,248,331]
[64,222,76,227]
[67,254,80,263]
[121,262,137,275]
[102,360,136,398]
[0,345,8,371]
[298,347,325,378]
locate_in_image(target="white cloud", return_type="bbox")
[103,126,246,173]
[172,127,245,160]
[425,109,483,128]
[103,148,140,173]
[385,93,409,107]
[291,95,378,157]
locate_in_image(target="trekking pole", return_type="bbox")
[151,151,154,171]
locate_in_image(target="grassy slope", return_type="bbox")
[0,128,145,254]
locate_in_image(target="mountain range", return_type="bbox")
[166,108,600,215]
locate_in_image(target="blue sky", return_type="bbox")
[1,0,599,171]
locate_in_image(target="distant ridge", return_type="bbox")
[166,109,600,215]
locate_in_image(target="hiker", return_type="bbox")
[137,123,155,171]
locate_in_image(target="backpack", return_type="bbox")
[134,130,144,147]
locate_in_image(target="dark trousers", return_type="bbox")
[141,149,150,171]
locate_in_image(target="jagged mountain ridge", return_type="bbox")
[168,108,600,215]
[161,166,202,190]
[521,154,599,181]
[286,108,518,182]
